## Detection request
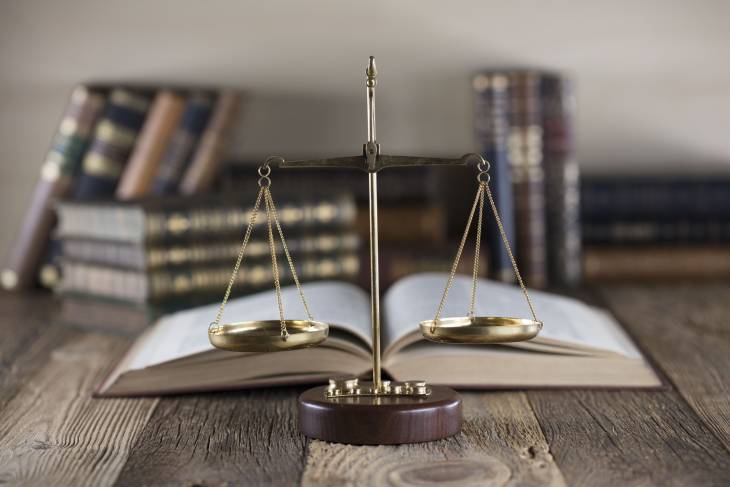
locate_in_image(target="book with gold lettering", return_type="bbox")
[74,89,150,200]
[56,193,356,243]
[116,90,186,199]
[2,86,105,291]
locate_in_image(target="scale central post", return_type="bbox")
[365,57,383,391]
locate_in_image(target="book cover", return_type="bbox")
[179,90,241,195]
[152,92,215,195]
[73,88,150,200]
[59,253,360,304]
[56,193,357,244]
[1,86,105,290]
[473,72,517,283]
[116,90,186,199]
[541,73,581,285]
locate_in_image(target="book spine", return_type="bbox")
[541,74,582,286]
[152,92,215,196]
[59,253,360,303]
[1,86,105,290]
[355,205,447,244]
[116,90,186,200]
[61,232,360,270]
[583,246,730,280]
[507,71,547,288]
[56,193,357,243]
[179,90,241,195]
[144,194,357,242]
[73,89,150,200]
[473,73,517,283]
[583,220,730,244]
[581,179,730,221]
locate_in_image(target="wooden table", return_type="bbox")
[0,283,728,486]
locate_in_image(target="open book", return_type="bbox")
[97,273,661,396]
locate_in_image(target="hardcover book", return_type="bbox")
[116,90,186,199]
[541,74,581,285]
[61,232,360,270]
[506,71,548,288]
[179,90,241,195]
[1,86,105,290]
[97,273,661,396]
[56,193,357,244]
[73,89,150,199]
[60,253,360,304]
[473,72,517,283]
[152,92,215,195]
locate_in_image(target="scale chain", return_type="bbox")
[265,188,315,321]
[211,161,316,337]
[484,183,538,322]
[211,187,264,327]
[434,170,539,325]
[433,184,482,323]
[469,184,486,317]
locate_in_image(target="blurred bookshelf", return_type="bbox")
[4,69,730,335]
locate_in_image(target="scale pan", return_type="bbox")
[208,320,329,352]
[420,316,542,344]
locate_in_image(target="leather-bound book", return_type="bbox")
[541,74,581,286]
[179,90,241,195]
[506,71,548,288]
[59,253,360,304]
[1,86,105,290]
[73,88,150,200]
[473,72,517,283]
[55,193,357,243]
[116,90,185,199]
[152,92,215,195]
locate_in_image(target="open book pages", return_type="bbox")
[98,273,661,396]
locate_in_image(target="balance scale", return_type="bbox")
[207,57,542,445]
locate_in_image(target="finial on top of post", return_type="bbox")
[366,56,377,87]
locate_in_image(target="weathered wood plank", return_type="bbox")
[598,283,730,451]
[0,332,158,487]
[114,388,307,487]
[529,388,730,486]
[302,392,565,487]
[0,292,63,412]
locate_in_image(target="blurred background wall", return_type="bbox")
[1,0,729,258]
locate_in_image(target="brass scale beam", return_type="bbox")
[267,57,486,399]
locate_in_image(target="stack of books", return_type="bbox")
[2,85,241,291]
[473,69,580,287]
[221,165,470,289]
[581,178,730,280]
[55,193,360,333]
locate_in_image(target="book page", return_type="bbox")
[383,272,642,358]
[126,281,372,371]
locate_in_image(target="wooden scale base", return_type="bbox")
[298,380,462,444]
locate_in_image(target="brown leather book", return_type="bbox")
[355,205,447,244]
[116,90,186,199]
[583,246,730,281]
[2,86,105,290]
[179,90,241,195]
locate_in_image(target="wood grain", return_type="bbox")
[529,389,730,487]
[302,392,565,487]
[114,388,307,487]
[0,332,158,486]
[299,385,462,445]
[0,293,70,413]
[599,283,730,451]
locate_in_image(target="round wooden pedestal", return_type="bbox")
[298,385,462,444]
